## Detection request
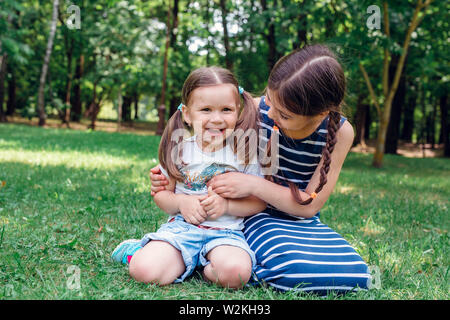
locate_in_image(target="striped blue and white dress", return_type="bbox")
[244,97,371,295]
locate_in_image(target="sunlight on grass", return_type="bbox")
[0,139,20,148]
[336,185,355,194]
[360,216,386,236]
[0,149,158,170]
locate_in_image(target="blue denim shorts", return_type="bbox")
[140,216,256,283]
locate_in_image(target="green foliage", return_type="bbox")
[0,1,448,146]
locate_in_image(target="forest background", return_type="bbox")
[0,0,448,167]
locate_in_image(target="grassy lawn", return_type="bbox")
[0,123,448,300]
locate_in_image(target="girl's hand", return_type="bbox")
[207,172,256,199]
[149,166,169,196]
[199,186,229,220]
[177,194,208,225]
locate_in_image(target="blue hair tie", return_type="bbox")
[177,103,183,111]
[238,86,244,95]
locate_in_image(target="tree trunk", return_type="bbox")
[400,81,416,142]
[219,0,233,71]
[385,54,407,154]
[167,0,180,119]
[364,105,372,140]
[121,94,132,122]
[133,93,139,120]
[37,0,59,127]
[117,88,122,131]
[72,54,84,122]
[204,0,212,66]
[294,12,307,50]
[292,0,308,50]
[354,101,369,148]
[427,96,437,148]
[0,52,7,122]
[372,0,430,167]
[261,0,278,70]
[169,96,178,118]
[6,69,16,116]
[87,82,108,131]
[89,102,101,130]
[84,80,98,119]
[170,0,179,47]
[63,37,74,126]
[439,94,449,157]
[156,0,173,136]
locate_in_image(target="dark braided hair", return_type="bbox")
[265,45,346,205]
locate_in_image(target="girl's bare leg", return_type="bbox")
[203,245,252,289]
[129,240,185,285]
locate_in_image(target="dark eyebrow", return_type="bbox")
[267,97,291,118]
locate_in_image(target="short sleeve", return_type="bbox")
[243,162,263,178]
[159,164,170,179]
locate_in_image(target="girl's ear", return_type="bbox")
[181,105,191,126]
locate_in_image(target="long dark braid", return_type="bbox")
[288,110,341,205]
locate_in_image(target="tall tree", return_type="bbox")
[37,0,59,126]
[72,54,84,122]
[156,0,174,136]
[219,0,233,71]
[0,10,14,123]
[400,78,417,142]
[6,66,16,115]
[261,0,278,70]
[58,8,75,126]
[359,0,432,167]
[385,53,407,154]
[439,94,449,157]
[0,50,7,122]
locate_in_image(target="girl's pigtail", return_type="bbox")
[288,110,341,205]
[232,90,260,165]
[158,110,186,182]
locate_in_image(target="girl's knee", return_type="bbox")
[129,254,175,285]
[129,257,159,284]
[224,263,252,288]
[128,241,185,285]
[210,257,252,288]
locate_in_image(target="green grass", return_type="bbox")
[0,123,448,300]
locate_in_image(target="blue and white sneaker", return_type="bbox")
[111,239,142,264]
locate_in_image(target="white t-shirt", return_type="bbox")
[159,135,262,230]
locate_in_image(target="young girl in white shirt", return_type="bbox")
[112,66,266,289]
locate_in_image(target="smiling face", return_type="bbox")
[182,84,240,151]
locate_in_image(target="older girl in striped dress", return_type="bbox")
[151,44,371,295]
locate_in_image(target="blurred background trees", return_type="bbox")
[0,0,448,165]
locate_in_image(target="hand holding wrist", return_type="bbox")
[175,193,188,212]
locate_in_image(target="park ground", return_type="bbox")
[0,121,448,300]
